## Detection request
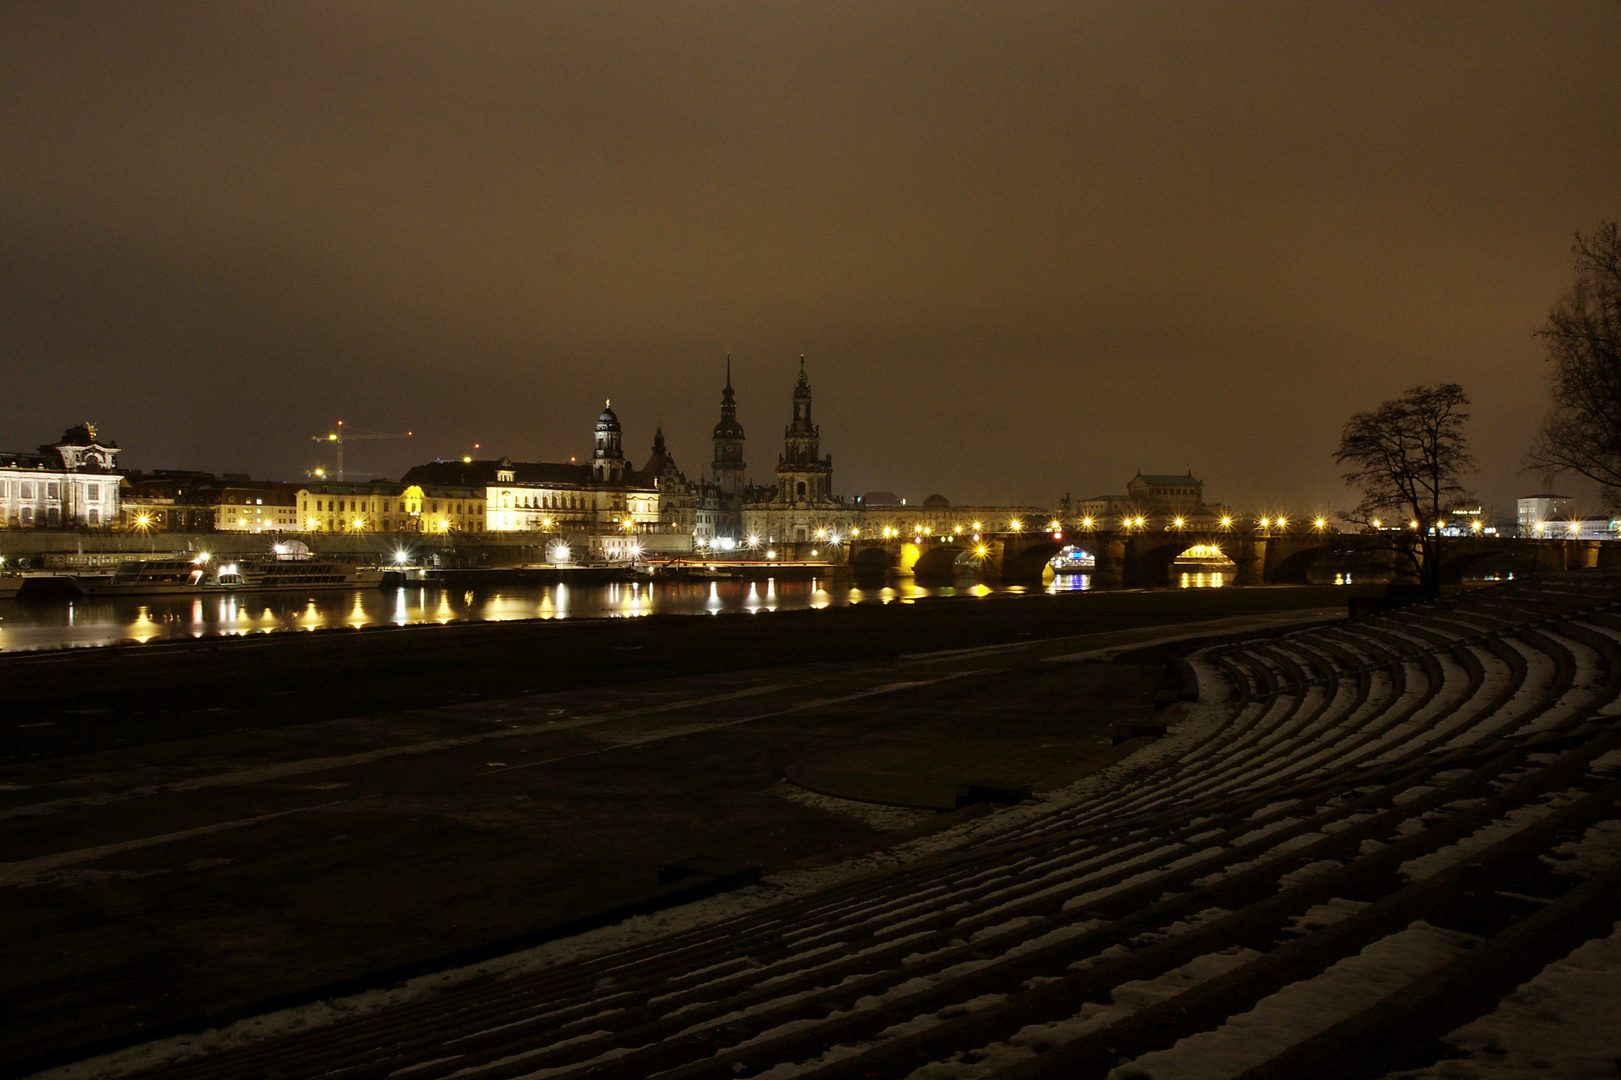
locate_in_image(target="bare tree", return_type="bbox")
[1528,221,1621,505]
[1336,383,1474,596]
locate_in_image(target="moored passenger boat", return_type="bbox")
[60,553,384,597]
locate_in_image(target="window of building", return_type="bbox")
[46,506,60,524]
[21,482,33,499]
[88,508,100,524]
[88,483,100,501]
[21,506,33,523]
[47,482,59,500]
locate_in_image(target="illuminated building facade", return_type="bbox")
[1517,494,1575,537]
[409,402,665,551]
[296,481,484,533]
[1076,472,1228,527]
[0,423,123,528]
[215,481,300,532]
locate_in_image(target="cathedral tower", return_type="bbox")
[776,357,832,503]
[711,358,746,502]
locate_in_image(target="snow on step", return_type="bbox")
[1396,921,1621,1079]
[1442,639,1557,748]
[1107,921,1478,1080]
[885,947,1265,1080]
[1399,789,1587,881]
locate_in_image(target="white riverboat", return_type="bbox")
[63,552,384,597]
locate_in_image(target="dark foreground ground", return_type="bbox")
[0,586,1357,1074]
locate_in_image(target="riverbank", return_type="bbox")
[0,585,1368,764]
[1,586,1359,1073]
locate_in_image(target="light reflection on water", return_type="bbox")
[0,577,1077,652]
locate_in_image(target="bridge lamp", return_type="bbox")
[1009,519,1022,532]
[1471,520,1484,533]
[828,533,840,545]
[1082,516,1094,530]
[1220,516,1233,529]
[1172,516,1185,530]
[1134,516,1146,528]
[972,521,983,532]
[976,545,989,557]
[1371,519,1382,529]
[850,527,860,537]
[1275,516,1289,530]
[1313,517,1327,532]
[816,528,826,539]
[746,534,761,548]
[1409,520,1420,530]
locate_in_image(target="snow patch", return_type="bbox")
[1109,921,1477,1079]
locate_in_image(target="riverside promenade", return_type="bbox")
[12,578,1621,1077]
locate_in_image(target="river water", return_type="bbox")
[0,574,1110,653]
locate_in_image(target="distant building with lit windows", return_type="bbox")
[1518,494,1576,537]
[296,481,484,533]
[215,481,300,533]
[404,402,680,557]
[0,423,122,528]
[1076,472,1228,527]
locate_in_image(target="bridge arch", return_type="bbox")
[1000,538,1067,585]
[912,543,969,584]
[1124,535,1231,588]
[850,545,898,579]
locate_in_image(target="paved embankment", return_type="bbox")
[1,587,1348,1075]
[19,572,1621,1079]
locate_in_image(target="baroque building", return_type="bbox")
[1075,471,1228,526]
[403,401,678,557]
[0,423,123,528]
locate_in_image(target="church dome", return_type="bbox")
[596,401,621,433]
[923,493,950,509]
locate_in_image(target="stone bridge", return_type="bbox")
[848,526,1610,588]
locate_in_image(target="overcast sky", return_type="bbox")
[3,2,1618,516]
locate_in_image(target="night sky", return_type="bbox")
[4,3,1618,517]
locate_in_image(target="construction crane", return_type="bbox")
[311,420,414,481]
